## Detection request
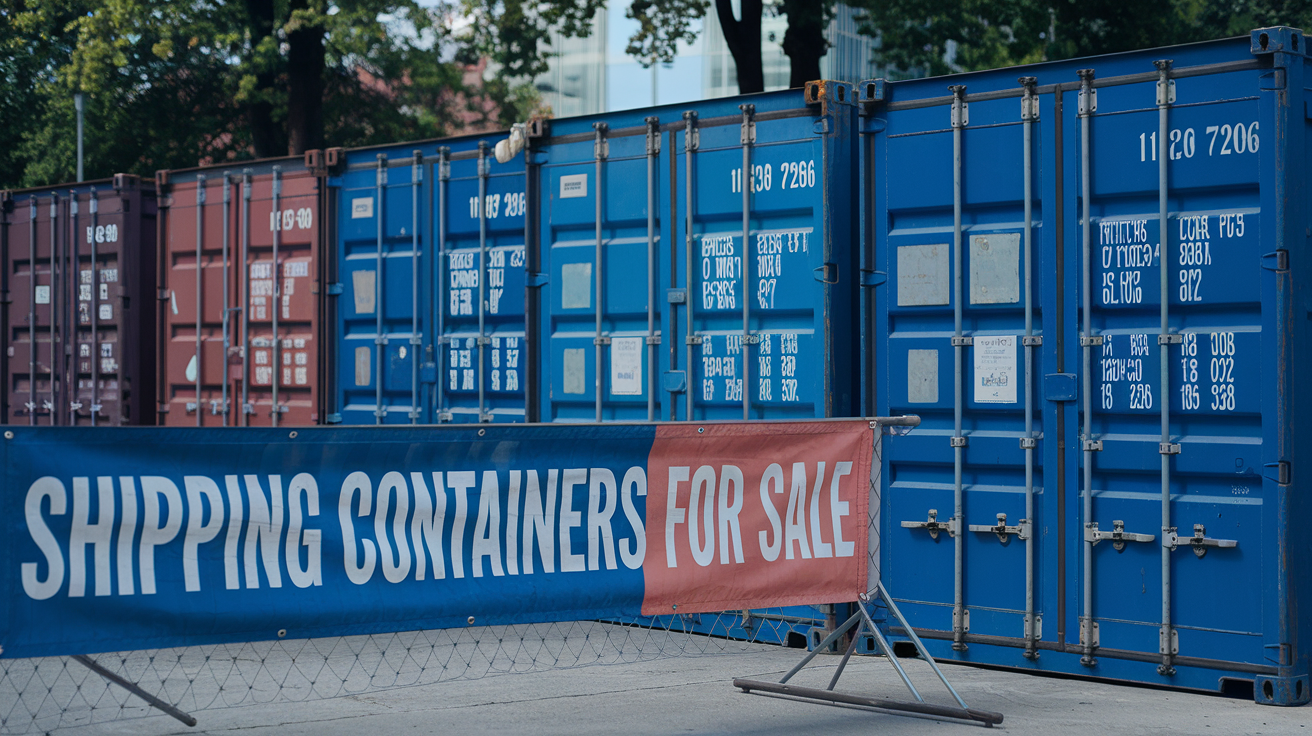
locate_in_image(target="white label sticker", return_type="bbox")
[610,337,643,396]
[560,173,588,199]
[351,197,374,219]
[974,335,1017,404]
[34,285,50,304]
[98,303,113,321]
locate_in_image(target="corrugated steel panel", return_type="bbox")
[531,82,859,423]
[156,156,327,426]
[863,27,1309,702]
[329,132,526,424]
[1,176,157,425]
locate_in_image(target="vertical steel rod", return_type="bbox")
[436,148,449,421]
[195,175,205,426]
[270,166,282,427]
[1077,69,1097,666]
[739,104,753,420]
[1155,59,1176,677]
[68,193,79,423]
[240,171,252,426]
[477,143,489,422]
[593,124,607,423]
[410,151,422,424]
[49,196,60,424]
[646,117,659,422]
[221,174,231,426]
[374,155,387,425]
[949,85,967,652]
[88,189,99,426]
[1021,76,1038,659]
[683,112,696,422]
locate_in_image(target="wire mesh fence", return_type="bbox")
[0,607,822,734]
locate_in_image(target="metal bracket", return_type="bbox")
[949,85,969,127]
[1261,250,1290,272]
[1158,333,1183,345]
[437,411,453,422]
[1019,436,1037,449]
[1160,626,1180,655]
[954,608,970,633]
[968,513,1029,543]
[1160,442,1181,455]
[645,336,661,345]
[1083,439,1104,452]
[860,270,888,288]
[593,122,609,160]
[645,117,661,155]
[527,272,549,288]
[1080,335,1103,347]
[1077,69,1097,115]
[477,336,492,346]
[593,336,612,346]
[1079,617,1100,648]
[1023,615,1042,641]
[666,288,687,304]
[949,436,967,448]
[1022,336,1042,347]
[685,335,703,345]
[743,333,760,345]
[1164,524,1238,558]
[1019,76,1039,121]
[1155,60,1177,105]
[682,111,699,151]
[740,104,756,144]
[950,336,973,347]
[812,263,838,283]
[375,336,390,346]
[1085,520,1155,552]
[901,509,957,540]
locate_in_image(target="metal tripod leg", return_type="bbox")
[72,655,198,727]
[874,582,968,709]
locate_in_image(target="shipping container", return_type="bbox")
[528,82,859,423]
[155,155,329,426]
[328,131,526,425]
[864,27,1311,703]
[0,176,157,426]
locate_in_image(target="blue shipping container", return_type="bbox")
[527,83,859,423]
[864,28,1311,703]
[330,132,526,424]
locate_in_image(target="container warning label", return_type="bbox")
[351,197,374,219]
[560,174,587,199]
[611,337,643,395]
[973,335,1016,404]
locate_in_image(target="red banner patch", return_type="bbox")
[642,422,872,616]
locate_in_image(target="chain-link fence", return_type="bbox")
[0,608,821,734]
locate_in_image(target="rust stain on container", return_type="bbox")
[1,176,158,425]
[156,157,327,426]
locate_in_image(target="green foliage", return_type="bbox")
[458,0,607,78]
[853,0,1312,79]
[626,0,710,66]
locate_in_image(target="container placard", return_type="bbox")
[973,335,1017,404]
[610,338,643,395]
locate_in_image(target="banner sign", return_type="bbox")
[1,421,872,658]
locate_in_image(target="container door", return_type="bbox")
[876,83,1056,651]
[539,121,667,423]
[336,154,431,424]
[673,86,858,422]
[160,174,234,425]
[438,142,527,423]
[1077,61,1266,670]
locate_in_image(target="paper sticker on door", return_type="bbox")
[974,336,1017,403]
[560,174,588,199]
[610,337,643,395]
[35,285,50,304]
[351,197,374,219]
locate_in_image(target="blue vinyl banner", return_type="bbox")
[2,422,873,658]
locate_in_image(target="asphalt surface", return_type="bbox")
[43,639,1310,735]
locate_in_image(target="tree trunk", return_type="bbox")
[286,0,326,154]
[244,0,278,158]
[781,0,829,89]
[715,0,763,94]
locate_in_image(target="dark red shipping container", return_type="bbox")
[155,154,331,426]
[0,176,158,425]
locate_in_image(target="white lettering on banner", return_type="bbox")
[5,456,904,598]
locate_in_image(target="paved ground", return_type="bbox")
[48,642,1309,736]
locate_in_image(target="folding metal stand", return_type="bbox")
[733,582,1004,727]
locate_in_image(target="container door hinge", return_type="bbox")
[812,263,838,283]
[950,436,967,448]
[949,85,969,127]
[860,270,887,288]
[1085,520,1155,551]
[1164,524,1238,558]
[950,336,973,347]
[437,411,453,422]
[1261,250,1290,271]
[156,402,171,414]
[739,105,756,144]
[157,288,170,301]
[527,272,549,288]
[900,509,957,539]
[326,282,344,295]
[1159,442,1181,455]
[1158,333,1183,345]
[325,413,342,424]
[1083,438,1104,452]
[968,513,1029,543]
[666,288,687,304]
[1264,461,1291,485]
[1080,335,1103,347]
[954,608,970,633]
[685,335,703,345]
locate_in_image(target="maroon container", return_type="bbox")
[0,176,158,425]
[156,154,329,426]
